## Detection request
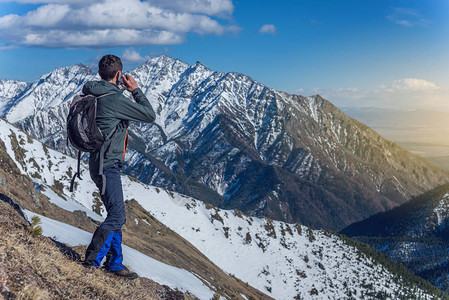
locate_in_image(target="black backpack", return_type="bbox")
[67,92,118,194]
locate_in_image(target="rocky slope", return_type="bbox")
[0,116,446,299]
[4,55,449,230]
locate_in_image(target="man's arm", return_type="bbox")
[113,74,156,123]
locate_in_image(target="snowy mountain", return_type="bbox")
[342,183,449,293]
[5,64,96,123]
[5,55,449,231]
[0,117,446,299]
[0,79,29,115]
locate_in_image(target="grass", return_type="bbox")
[0,201,168,300]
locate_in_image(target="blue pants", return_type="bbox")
[84,163,126,271]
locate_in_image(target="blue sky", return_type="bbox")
[0,0,448,110]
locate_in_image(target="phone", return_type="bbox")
[118,73,124,86]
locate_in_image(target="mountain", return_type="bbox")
[5,55,449,231]
[0,116,446,299]
[0,79,29,115]
[341,184,449,293]
[4,64,96,123]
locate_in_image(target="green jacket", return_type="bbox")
[82,80,155,172]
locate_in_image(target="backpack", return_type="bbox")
[67,92,118,195]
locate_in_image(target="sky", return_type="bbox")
[0,0,448,110]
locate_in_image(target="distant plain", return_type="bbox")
[343,108,449,170]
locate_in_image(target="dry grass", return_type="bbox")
[0,201,168,300]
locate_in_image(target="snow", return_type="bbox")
[118,179,418,299]
[23,210,215,300]
[5,64,96,123]
[37,181,104,222]
[0,79,29,116]
[307,96,319,122]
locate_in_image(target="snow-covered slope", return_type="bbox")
[0,117,443,299]
[0,79,29,115]
[5,55,448,231]
[22,209,215,299]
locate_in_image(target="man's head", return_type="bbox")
[98,54,123,82]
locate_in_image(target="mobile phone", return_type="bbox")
[118,74,124,86]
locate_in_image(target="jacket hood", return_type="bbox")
[82,80,121,96]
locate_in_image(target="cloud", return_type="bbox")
[296,78,448,110]
[0,0,89,2]
[0,0,234,15]
[0,0,239,48]
[387,8,430,27]
[387,78,439,91]
[150,0,234,17]
[259,24,276,35]
[0,45,20,50]
[121,48,151,64]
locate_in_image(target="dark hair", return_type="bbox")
[98,54,123,81]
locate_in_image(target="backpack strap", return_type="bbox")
[98,125,120,195]
[69,150,82,193]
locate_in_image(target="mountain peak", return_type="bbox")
[64,63,95,74]
[4,62,97,122]
[39,63,94,81]
[149,54,178,65]
[191,60,211,72]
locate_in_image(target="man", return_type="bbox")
[82,54,155,279]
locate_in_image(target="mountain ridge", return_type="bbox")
[341,183,449,293]
[2,55,448,230]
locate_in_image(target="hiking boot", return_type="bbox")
[112,267,139,280]
[82,262,98,270]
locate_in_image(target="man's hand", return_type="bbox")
[121,74,138,92]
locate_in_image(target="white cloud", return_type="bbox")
[0,0,89,3]
[0,0,239,47]
[0,45,19,50]
[387,8,430,27]
[389,78,439,91]
[259,24,276,35]
[25,4,70,27]
[150,0,234,17]
[296,78,448,110]
[121,48,151,64]
[0,0,235,14]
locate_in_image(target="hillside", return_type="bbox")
[342,184,449,293]
[0,198,183,300]
[0,116,447,299]
[0,118,269,299]
[3,55,448,230]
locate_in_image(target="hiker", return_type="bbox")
[82,54,155,279]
